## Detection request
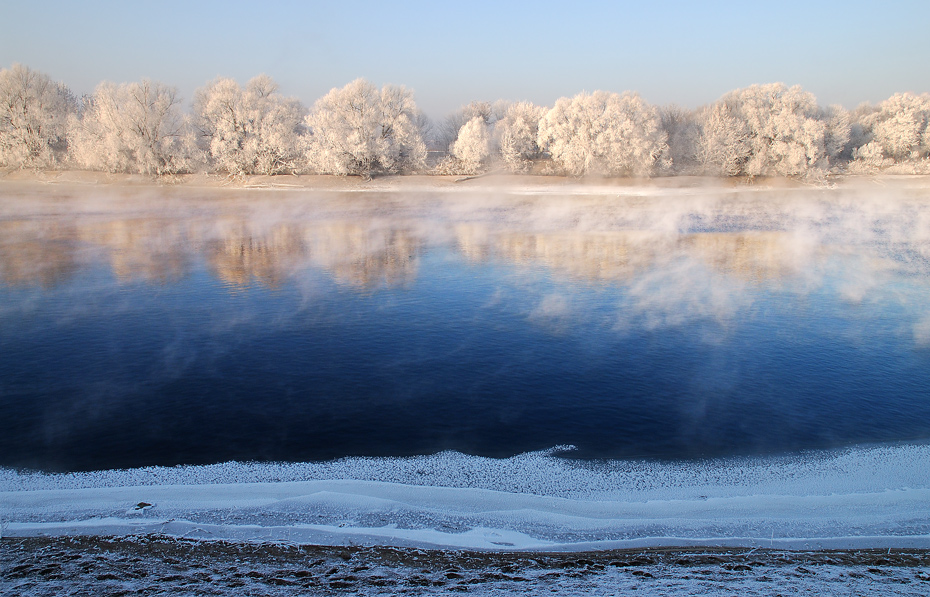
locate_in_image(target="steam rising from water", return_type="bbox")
[2,178,930,469]
[5,178,927,341]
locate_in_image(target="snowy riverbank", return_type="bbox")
[3,445,929,551]
[4,168,930,194]
[4,445,930,594]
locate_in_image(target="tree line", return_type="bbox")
[2,63,928,178]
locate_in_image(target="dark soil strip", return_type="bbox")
[3,535,929,595]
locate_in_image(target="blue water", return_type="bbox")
[2,183,930,472]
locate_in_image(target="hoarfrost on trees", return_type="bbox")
[695,102,751,176]
[823,104,852,163]
[437,100,509,153]
[449,116,491,174]
[69,80,197,175]
[495,101,546,173]
[659,104,702,175]
[304,79,426,177]
[851,92,930,172]
[537,91,667,177]
[193,75,304,176]
[697,83,837,178]
[5,59,928,180]
[0,64,75,169]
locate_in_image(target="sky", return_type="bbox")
[1,0,928,120]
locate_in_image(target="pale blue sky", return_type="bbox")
[2,0,927,119]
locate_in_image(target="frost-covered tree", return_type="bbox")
[872,94,930,161]
[695,102,751,176]
[304,79,426,177]
[379,83,429,171]
[495,101,546,173]
[193,75,304,176]
[698,84,828,177]
[660,104,701,175]
[537,91,667,176]
[449,116,491,173]
[0,64,76,168]
[412,110,434,150]
[437,100,509,152]
[823,104,852,164]
[850,140,888,170]
[851,93,930,169]
[69,79,196,175]
[847,102,873,151]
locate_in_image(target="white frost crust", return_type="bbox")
[2,444,929,551]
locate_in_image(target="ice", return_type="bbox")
[2,444,929,551]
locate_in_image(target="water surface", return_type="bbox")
[2,180,929,472]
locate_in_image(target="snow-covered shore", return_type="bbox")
[3,168,930,194]
[3,445,929,552]
[6,446,929,594]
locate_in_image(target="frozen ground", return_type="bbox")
[3,535,929,596]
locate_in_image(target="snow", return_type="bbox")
[2,444,929,551]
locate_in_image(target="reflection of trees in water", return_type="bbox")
[305,223,420,289]
[454,225,492,263]
[208,223,305,288]
[207,221,420,290]
[0,219,838,291]
[0,216,422,291]
[0,221,79,287]
[0,218,194,287]
[208,224,804,291]
[0,196,923,297]
[78,219,192,284]
[681,232,802,284]
[456,225,802,285]
[458,227,670,282]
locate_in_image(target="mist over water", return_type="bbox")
[2,180,930,472]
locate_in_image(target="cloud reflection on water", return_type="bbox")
[4,181,930,468]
